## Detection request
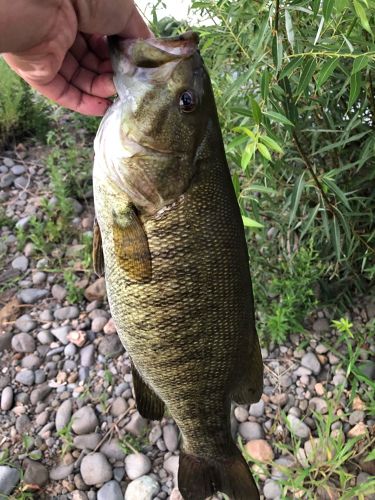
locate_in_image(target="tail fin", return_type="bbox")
[178,449,260,500]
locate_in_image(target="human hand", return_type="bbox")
[1,0,151,116]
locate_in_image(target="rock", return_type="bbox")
[12,256,29,272]
[332,373,347,387]
[234,406,248,423]
[111,397,128,417]
[309,397,328,414]
[15,369,35,386]
[125,475,160,500]
[103,318,117,335]
[12,333,35,353]
[301,352,321,375]
[270,393,288,407]
[0,466,20,495]
[30,384,52,405]
[163,424,179,452]
[312,318,329,333]
[13,176,28,189]
[16,216,30,230]
[249,399,265,417]
[163,455,179,482]
[72,406,98,435]
[358,361,375,380]
[56,399,73,431]
[349,410,365,426]
[0,331,13,352]
[37,330,54,344]
[124,412,147,437]
[73,433,101,450]
[287,415,311,440]
[16,414,31,433]
[15,314,36,333]
[263,479,282,499]
[271,456,295,480]
[1,386,13,410]
[98,335,124,357]
[97,480,123,500]
[51,326,70,345]
[18,288,48,304]
[125,453,152,480]
[315,343,329,354]
[149,424,162,445]
[84,278,106,301]
[348,422,368,438]
[91,316,108,333]
[52,284,67,302]
[21,354,41,369]
[54,306,80,321]
[50,463,75,480]
[0,172,15,188]
[23,459,49,486]
[238,422,264,441]
[11,164,25,175]
[245,439,274,463]
[80,453,112,485]
[352,396,365,411]
[100,439,126,461]
[80,344,95,367]
[170,488,184,500]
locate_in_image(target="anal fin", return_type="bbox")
[132,364,165,420]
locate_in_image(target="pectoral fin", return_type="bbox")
[93,219,105,277]
[112,204,152,282]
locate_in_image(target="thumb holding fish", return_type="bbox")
[0,0,151,116]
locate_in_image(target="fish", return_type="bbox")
[92,31,263,500]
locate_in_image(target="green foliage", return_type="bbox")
[119,431,148,455]
[189,0,375,307]
[63,270,85,304]
[56,420,74,457]
[0,58,50,146]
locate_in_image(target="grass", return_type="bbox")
[56,420,74,457]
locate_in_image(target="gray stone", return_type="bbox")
[263,479,282,499]
[11,165,26,175]
[287,415,311,439]
[80,344,95,367]
[14,176,28,189]
[91,316,108,333]
[32,272,47,285]
[50,463,75,480]
[111,397,128,417]
[51,284,67,301]
[98,335,124,357]
[23,459,49,486]
[73,433,101,450]
[125,475,160,500]
[163,424,179,452]
[332,373,347,387]
[125,454,151,480]
[39,309,54,322]
[358,361,375,380]
[72,406,98,435]
[312,318,329,333]
[16,414,31,433]
[0,331,13,352]
[34,369,46,384]
[349,410,365,426]
[163,455,179,482]
[80,453,112,485]
[12,256,29,272]
[279,374,293,388]
[56,399,73,431]
[234,406,249,423]
[19,288,48,304]
[15,314,36,333]
[97,480,123,500]
[149,424,162,445]
[16,216,30,230]
[249,399,265,417]
[124,412,147,437]
[0,172,15,188]
[301,352,321,375]
[309,397,328,414]
[51,326,70,345]
[15,369,35,386]
[3,158,14,167]
[37,330,54,344]
[315,343,329,354]
[11,333,35,353]
[64,343,77,357]
[54,306,80,321]
[238,422,264,441]
[0,466,20,495]
[100,439,126,461]
[30,384,52,405]
[1,386,13,410]
[21,354,41,369]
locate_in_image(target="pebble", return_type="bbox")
[80,344,95,367]
[270,393,288,407]
[125,475,160,500]
[15,369,35,386]
[97,480,123,500]
[263,479,282,499]
[170,488,184,500]
[245,439,274,462]
[1,386,13,410]
[52,284,68,301]
[249,399,265,417]
[349,410,365,426]
[72,406,98,435]
[30,384,52,405]
[315,343,329,354]
[3,158,14,167]
[91,316,108,333]
[125,453,152,480]
[12,255,29,272]
[163,455,179,482]
[0,466,20,495]
[238,422,264,441]
[54,306,80,321]
[11,164,26,175]
[348,422,368,438]
[22,354,41,370]
[234,406,248,422]
[39,309,54,323]
[312,318,329,333]
[149,424,163,444]
[309,397,328,414]
[51,326,70,345]
[100,439,126,461]
[50,463,75,481]
[16,414,31,433]
[103,318,117,335]
[301,352,321,375]
[56,399,73,431]
[73,433,101,450]
[98,335,124,357]
[111,397,128,417]
[23,459,49,486]
[163,424,179,452]
[18,288,48,304]
[287,415,311,439]
[15,314,36,333]
[84,278,106,301]
[0,172,15,188]
[80,453,112,485]
[332,373,347,387]
[65,343,77,357]
[11,333,35,353]
[125,412,148,437]
[14,176,28,189]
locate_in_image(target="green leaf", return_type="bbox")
[323,0,335,20]
[272,34,283,72]
[312,0,321,16]
[365,449,375,462]
[242,216,264,229]
[323,177,351,210]
[353,0,373,34]
[233,126,256,139]
[285,9,295,48]
[241,142,256,170]
[316,58,339,88]
[348,71,362,108]
[257,143,272,161]
[352,55,369,74]
[251,99,262,124]
[288,172,305,227]
[261,70,271,101]
[300,204,320,239]
[231,106,253,118]
[331,215,342,260]
[279,56,303,79]
[296,58,317,95]
[259,135,284,153]
[263,110,295,126]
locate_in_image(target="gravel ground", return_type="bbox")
[0,150,374,500]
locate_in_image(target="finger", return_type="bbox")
[70,34,112,73]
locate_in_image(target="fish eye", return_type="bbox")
[179,90,195,112]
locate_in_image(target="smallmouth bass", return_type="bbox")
[93,32,263,500]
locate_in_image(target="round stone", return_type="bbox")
[72,406,98,435]
[1,387,13,411]
[162,424,179,452]
[15,369,35,386]
[80,453,112,485]
[15,314,36,333]
[97,480,123,500]
[56,399,73,431]
[301,352,321,375]
[249,399,265,417]
[245,439,274,463]
[124,475,160,500]
[263,479,282,499]
[11,333,35,353]
[125,453,152,480]
[0,466,20,495]
[239,422,264,441]
[287,415,311,439]
[234,406,249,422]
